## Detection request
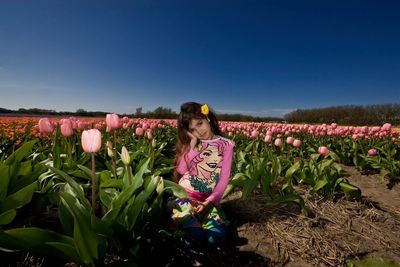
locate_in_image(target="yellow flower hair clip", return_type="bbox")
[201,104,209,116]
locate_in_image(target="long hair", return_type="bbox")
[174,102,221,181]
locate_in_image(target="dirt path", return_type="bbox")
[343,165,400,216]
[221,166,400,266]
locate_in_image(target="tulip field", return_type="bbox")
[0,115,400,266]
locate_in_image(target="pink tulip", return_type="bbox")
[122,116,129,123]
[382,123,392,132]
[318,146,330,156]
[371,126,380,132]
[286,136,294,144]
[31,125,40,136]
[38,118,54,134]
[78,121,89,130]
[61,120,74,137]
[135,127,144,136]
[293,139,302,148]
[95,123,103,130]
[368,148,377,156]
[251,130,259,138]
[146,129,153,140]
[81,129,102,153]
[81,128,102,212]
[265,135,272,143]
[274,138,282,147]
[106,113,121,131]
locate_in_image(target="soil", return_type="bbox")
[217,165,400,267]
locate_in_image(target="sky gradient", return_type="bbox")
[0,0,399,118]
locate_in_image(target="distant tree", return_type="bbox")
[135,107,143,116]
[0,107,13,113]
[76,109,88,116]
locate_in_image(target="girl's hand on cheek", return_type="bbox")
[187,131,198,148]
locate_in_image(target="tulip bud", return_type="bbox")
[121,146,131,165]
[106,141,113,157]
[156,176,164,194]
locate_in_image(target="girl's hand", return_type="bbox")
[187,131,198,148]
[194,200,212,220]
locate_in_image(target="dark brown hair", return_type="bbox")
[173,102,221,181]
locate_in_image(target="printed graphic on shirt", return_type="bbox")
[179,140,228,194]
[189,172,219,194]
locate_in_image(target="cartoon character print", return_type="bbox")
[188,141,225,194]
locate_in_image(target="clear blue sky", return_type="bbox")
[0,0,399,118]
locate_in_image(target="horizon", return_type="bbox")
[1,1,399,117]
[3,102,400,120]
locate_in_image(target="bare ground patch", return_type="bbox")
[221,166,400,266]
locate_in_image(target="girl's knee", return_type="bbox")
[206,225,226,245]
[184,227,205,241]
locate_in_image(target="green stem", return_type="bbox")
[91,153,96,213]
[112,129,117,178]
[67,139,73,168]
[126,165,132,185]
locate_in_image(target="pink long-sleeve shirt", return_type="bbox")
[176,136,234,206]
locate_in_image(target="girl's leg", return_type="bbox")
[205,224,226,245]
[183,226,205,242]
[202,206,229,245]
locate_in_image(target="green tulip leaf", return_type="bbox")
[0,209,17,225]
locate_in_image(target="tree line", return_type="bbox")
[0,106,282,122]
[284,104,400,125]
[1,103,399,125]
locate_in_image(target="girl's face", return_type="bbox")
[188,118,214,140]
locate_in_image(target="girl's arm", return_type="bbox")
[206,143,234,205]
[176,147,198,175]
[176,131,199,175]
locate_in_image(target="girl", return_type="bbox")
[167,102,234,245]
